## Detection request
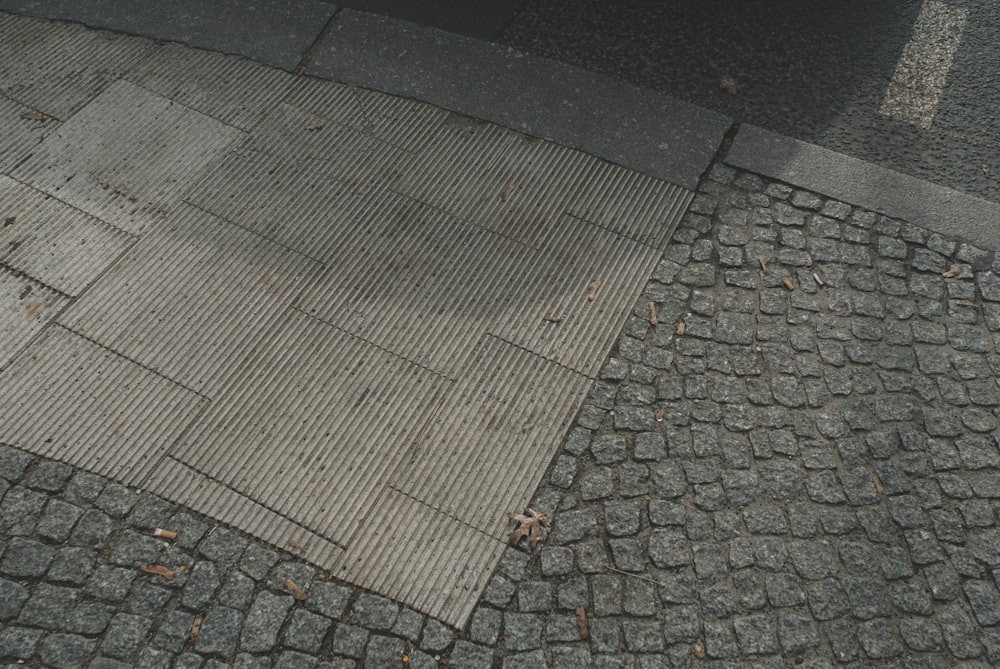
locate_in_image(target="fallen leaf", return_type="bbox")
[942,266,964,278]
[782,277,795,291]
[140,563,175,580]
[649,302,658,326]
[544,315,563,323]
[284,578,308,601]
[954,299,978,308]
[676,321,685,336]
[984,164,991,176]
[153,528,177,540]
[586,280,601,302]
[872,473,884,494]
[304,124,323,131]
[191,616,203,642]
[758,257,768,274]
[575,607,590,640]
[655,405,666,422]
[501,182,517,202]
[693,641,706,658]
[287,538,307,555]
[719,75,737,95]
[507,507,551,549]
[20,112,45,121]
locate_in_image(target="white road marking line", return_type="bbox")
[879,0,968,130]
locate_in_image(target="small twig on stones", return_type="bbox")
[606,565,666,587]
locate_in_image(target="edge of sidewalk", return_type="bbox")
[3,4,996,254]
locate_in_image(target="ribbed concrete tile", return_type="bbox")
[284,76,449,153]
[126,43,296,131]
[489,216,664,378]
[182,150,396,262]
[0,324,206,483]
[57,203,322,397]
[0,267,68,368]
[143,457,344,568]
[333,488,505,628]
[167,309,451,541]
[12,80,245,235]
[0,14,154,120]
[0,176,134,295]
[0,96,59,173]
[389,335,591,535]
[244,102,411,189]
[296,200,535,377]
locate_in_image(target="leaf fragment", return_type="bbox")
[284,578,308,601]
[693,641,706,658]
[782,277,795,291]
[758,256,768,274]
[543,315,563,323]
[303,124,323,131]
[655,405,666,422]
[872,473,884,494]
[676,321,685,336]
[501,182,517,202]
[942,265,968,278]
[575,607,590,639]
[20,112,45,121]
[507,507,552,549]
[586,280,601,302]
[140,563,175,580]
[649,302,658,326]
[954,299,978,307]
[191,615,202,641]
[719,75,737,94]
[287,538,307,555]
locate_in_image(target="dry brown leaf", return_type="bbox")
[942,266,963,278]
[140,563,175,580]
[693,641,706,658]
[507,507,551,549]
[304,124,323,131]
[191,616,203,641]
[544,315,563,323]
[872,473,884,495]
[655,405,666,422]
[954,299,978,308]
[719,75,737,94]
[20,112,45,121]
[586,280,601,302]
[284,578,308,601]
[649,302,658,326]
[575,607,590,639]
[984,164,991,176]
[782,277,795,291]
[501,182,517,202]
[153,528,177,540]
[758,257,768,274]
[287,539,307,555]
[676,321,685,336]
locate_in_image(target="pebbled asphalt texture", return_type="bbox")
[3,159,1000,668]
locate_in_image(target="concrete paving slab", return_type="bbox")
[332,488,505,628]
[0,324,206,483]
[0,176,134,296]
[727,123,1000,252]
[125,43,297,131]
[0,13,154,120]
[309,9,731,190]
[0,0,337,71]
[389,334,590,536]
[12,80,245,235]
[0,267,67,368]
[57,202,323,398]
[166,308,451,544]
[0,96,59,173]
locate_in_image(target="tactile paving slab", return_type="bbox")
[0,267,68,369]
[0,22,693,627]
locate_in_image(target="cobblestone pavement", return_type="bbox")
[3,161,1000,668]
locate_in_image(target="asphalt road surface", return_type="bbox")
[348,0,1000,206]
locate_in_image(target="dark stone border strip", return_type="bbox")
[306,9,732,190]
[726,124,1000,252]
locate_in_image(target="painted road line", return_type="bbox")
[879,0,968,130]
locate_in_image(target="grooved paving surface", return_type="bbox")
[0,95,59,173]
[0,267,68,368]
[0,18,692,627]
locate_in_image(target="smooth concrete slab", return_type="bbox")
[0,13,154,120]
[0,1,337,71]
[0,324,207,483]
[0,176,134,296]
[12,80,245,235]
[727,124,1000,252]
[309,9,731,190]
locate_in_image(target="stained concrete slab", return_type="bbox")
[309,9,731,190]
[0,268,68,368]
[0,0,337,71]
